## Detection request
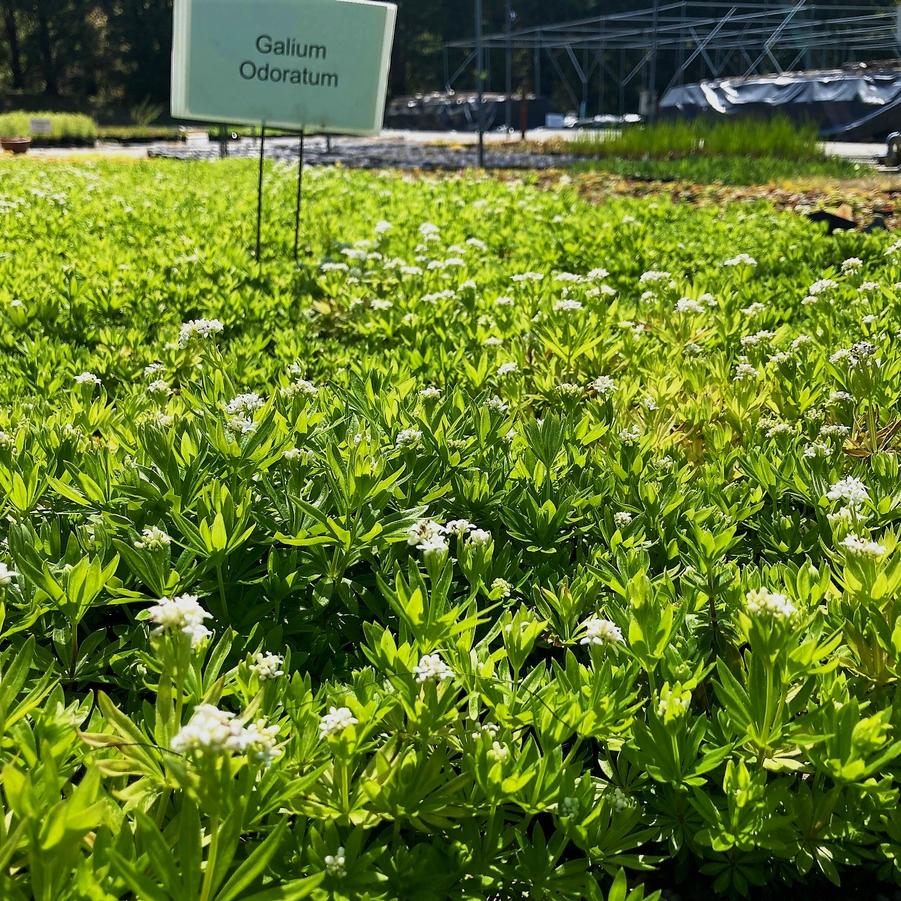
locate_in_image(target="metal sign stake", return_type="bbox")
[293,131,305,262]
[255,125,267,260]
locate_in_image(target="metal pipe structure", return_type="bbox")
[447,2,901,116]
[475,0,485,166]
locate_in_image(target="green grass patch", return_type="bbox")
[566,116,824,161]
[572,153,865,184]
[0,111,96,142]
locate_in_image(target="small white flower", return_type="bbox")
[553,298,583,313]
[733,363,760,382]
[497,362,519,377]
[745,588,796,620]
[0,562,18,587]
[324,847,347,878]
[841,257,863,273]
[251,651,285,680]
[741,330,774,348]
[675,298,705,314]
[639,270,672,286]
[134,526,171,551]
[614,511,633,527]
[511,272,544,283]
[491,578,512,598]
[467,528,492,546]
[144,362,165,378]
[282,377,318,397]
[579,617,625,647]
[826,477,869,507]
[319,706,358,738]
[178,318,223,346]
[445,519,473,535]
[172,704,280,763]
[606,786,634,811]
[74,371,101,386]
[147,379,172,397]
[840,534,886,558]
[371,298,393,311]
[396,428,423,448]
[590,375,617,398]
[226,414,256,435]
[225,393,264,416]
[146,594,212,647]
[488,395,509,413]
[419,386,441,400]
[723,253,757,267]
[809,278,838,297]
[414,652,454,683]
[407,520,447,555]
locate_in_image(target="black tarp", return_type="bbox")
[660,68,901,141]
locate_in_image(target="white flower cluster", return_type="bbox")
[590,375,617,398]
[511,271,544,283]
[251,651,285,680]
[225,393,264,416]
[147,379,171,397]
[745,588,796,621]
[172,704,281,764]
[324,847,347,878]
[134,526,171,551]
[497,362,519,377]
[319,705,358,738]
[723,253,757,267]
[0,561,18,587]
[840,533,886,559]
[733,363,760,383]
[614,511,633,527]
[396,428,423,448]
[413,652,454,683]
[606,786,635,811]
[146,593,212,647]
[826,477,869,508]
[553,298,583,313]
[579,616,625,647]
[639,269,672,286]
[808,278,838,297]
[407,519,448,555]
[675,298,705,315]
[74,371,101,386]
[178,318,224,346]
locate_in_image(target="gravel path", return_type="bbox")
[147,135,578,169]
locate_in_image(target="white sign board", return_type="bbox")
[29,118,53,135]
[171,0,396,135]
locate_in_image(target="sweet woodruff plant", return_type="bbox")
[0,160,900,898]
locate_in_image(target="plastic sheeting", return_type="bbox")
[385,92,553,131]
[660,68,901,141]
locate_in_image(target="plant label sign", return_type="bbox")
[29,118,52,135]
[171,0,396,135]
